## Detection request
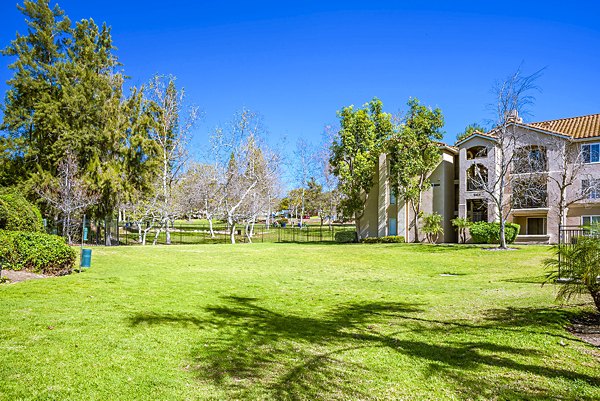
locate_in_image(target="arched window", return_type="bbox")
[466,146,488,159]
[467,164,488,191]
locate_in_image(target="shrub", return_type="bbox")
[362,236,405,244]
[422,213,444,243]
[334,230,357,243]
[0,231,76,275]
[469,222,520,244]
[0,191,43,232]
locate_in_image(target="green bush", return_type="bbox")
[334,230,357,243]
[469,222,520,244]
[0,231,76,275]
[362,236,405,244]
[0,191,43,232]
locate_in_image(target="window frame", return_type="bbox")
[582,143,600,164]
[582,215,600,227]
[582,179,600,199]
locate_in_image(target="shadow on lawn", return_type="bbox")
[129,298,599,400]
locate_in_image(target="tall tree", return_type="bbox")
[1,0,71,182]
[330,98,393,238]
[388,98,444,242]
[469,68,543,249]
[147,75,198,245]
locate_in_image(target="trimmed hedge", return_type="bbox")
[334,230,358,243]
[0,191,43,232]
[362,236,405,244]
[469,222,520,244]
[0,231,76,275]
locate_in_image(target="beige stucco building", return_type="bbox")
[359,113,600,244]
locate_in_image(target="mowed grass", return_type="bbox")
[0,244,599,400]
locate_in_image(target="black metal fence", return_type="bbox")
[557,225,600,278]
[48,218,356,246]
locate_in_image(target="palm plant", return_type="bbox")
[422,213,444,244]
[451,217,472,244]
[544,236,600,312]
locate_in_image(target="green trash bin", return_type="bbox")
[80,248,92,268]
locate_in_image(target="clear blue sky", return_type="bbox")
[1,1,599,154]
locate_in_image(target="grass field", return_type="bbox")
[0,244,599,400]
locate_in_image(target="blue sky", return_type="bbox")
[1,1,599,156]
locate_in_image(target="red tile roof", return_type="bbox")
[526,113,600,139]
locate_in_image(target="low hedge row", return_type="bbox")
[334,231,358,243]
[469,222,520,244]
[0,230,76,275]
[362,236,405,244]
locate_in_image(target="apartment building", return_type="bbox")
[359,112,600,244]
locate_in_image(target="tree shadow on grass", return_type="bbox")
[129,298,600,400]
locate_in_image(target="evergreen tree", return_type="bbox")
[1,0,71,182]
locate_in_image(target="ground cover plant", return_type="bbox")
[0,244,598,400]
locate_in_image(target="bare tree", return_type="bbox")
[125,187,160,245]
[469,68,543,248]
[176,163,221,237]
[292,138,316,228]
[210,109,280,244]
[546,138,600,230]
[147,75,199,244]
[38,151,98,244]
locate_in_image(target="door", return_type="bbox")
[388,218,397,236]
[527,218,547,235]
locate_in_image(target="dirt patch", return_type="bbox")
[568,313,600,347]
[0,269,48,284]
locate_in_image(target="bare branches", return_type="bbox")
[37,151,98,244]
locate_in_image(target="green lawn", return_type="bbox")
[0,244,598,400]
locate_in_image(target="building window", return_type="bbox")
[390,190,397,205]
[512,178,547,209]
[466,164,487,191]
[582,215,600,227]
[582,143,600,163]
[582,179,600,199]
[513,146,547,173]
[466,146,488,160]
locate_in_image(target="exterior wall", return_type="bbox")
[359,149,457,243]
[457,126,600,244]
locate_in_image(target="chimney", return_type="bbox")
[505,110,523,123]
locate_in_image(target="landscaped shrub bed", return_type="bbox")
[0,191,43,232]
[362,235,405,244]
[334,230,357,243]
[0,231,76,275]
[469,222,520,244]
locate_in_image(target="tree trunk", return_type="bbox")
[499,219,507,249]
[412,202,421,243]
[590,289,600,313]
[104,216,111,246]
[208,215,215,238]
[165,218,171,245]
[228,214,236,244]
